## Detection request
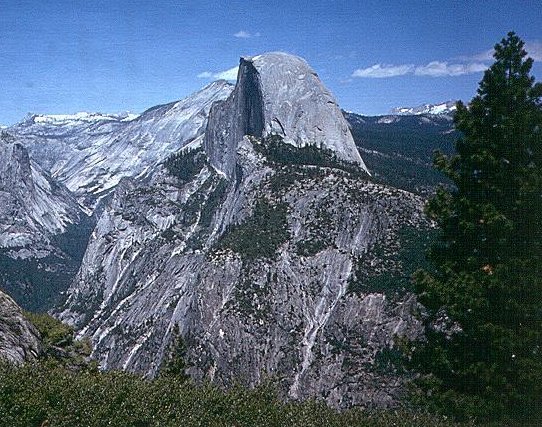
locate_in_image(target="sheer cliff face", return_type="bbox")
[0,134,89,311]
[60,144,429,408]
[0,135,82,247]
[205,53,368,179]
[0,290,40,364]
[58,53,427,408]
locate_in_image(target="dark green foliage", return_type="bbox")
[348,226,437,296]
[409,33,542,423]
[345,113,457,195]
[218,199,290,260]
[24,311,93,369]
[159,325,190,381]
[295,206,337,256]
[295,239,329,257]
[164,148,206,183]
[0,360,462,427]
[0,253,74,312]
[0,215,95,312]
[255,134,367,176]
[25,312,73,348]
[199,178,229,228]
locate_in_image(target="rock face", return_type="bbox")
[58,52,432,409]
[0,132,82,247]
[0,290,40,364]
[204,53,368,179]
[1,81,232,310]
[0,132,89,310]
[10,81,233,211]
[59,136,429,408]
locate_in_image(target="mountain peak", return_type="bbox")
[204,52,369,179]
[391,100,457,116]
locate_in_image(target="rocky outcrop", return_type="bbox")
[56,53,432,409]
[204,53,368,179]
[0,133,83,247]
[0,290,40,364]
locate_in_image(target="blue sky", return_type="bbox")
[1,0,541,125]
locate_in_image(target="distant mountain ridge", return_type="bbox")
[27,111,139,124]
[344,111,457,195]
[391,100,457,116]
[9,81,234,212]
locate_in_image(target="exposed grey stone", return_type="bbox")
[59,136,428,408]
[9,81,234,212]
[0,290,40,364]
[204,53,369,179]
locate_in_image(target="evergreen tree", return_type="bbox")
[410,32,542,423]
[159,324,190,381]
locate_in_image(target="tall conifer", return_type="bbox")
[411,32,542,423]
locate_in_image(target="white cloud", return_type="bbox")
[197,66,239,81]
[461,40,542,63]
[462,49,494,62]
[352,63,414,78]
[197,71,213,78]
[526,41,542,61]
[352,60,488,79]
[214,66,239,80]
[234,30,251,38]
[415,61,488,77]
[233,30,261,38]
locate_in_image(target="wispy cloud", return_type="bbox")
[414,61,488,77]
[525,41,542,61]
[197,66,239,81]
[352,64,414,78]
[460,40,542,62]
[350,40,542,80]
[233,30,260,38]
[353,60,488,79]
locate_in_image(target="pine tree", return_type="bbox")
[159,324,190,381]
[410,32,542,423]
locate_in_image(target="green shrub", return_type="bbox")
[164,148,206,183]
[0,360,463,427]
[24,312,74,348]
[24,312,93,368]
[218,199,290,260]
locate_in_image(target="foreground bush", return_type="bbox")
[0,361,460,427]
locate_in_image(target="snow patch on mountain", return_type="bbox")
[391,100,457,115]
[30,112,139,125]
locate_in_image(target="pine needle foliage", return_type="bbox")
[409,32,542,424]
